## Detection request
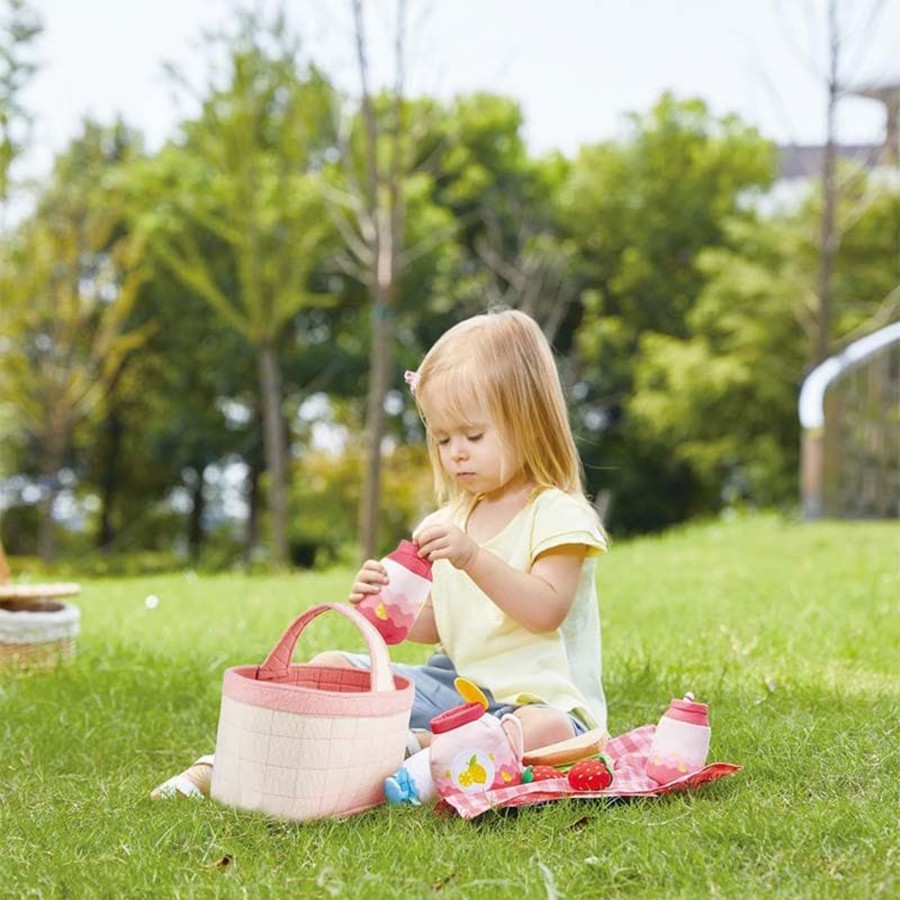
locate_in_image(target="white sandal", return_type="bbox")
[150,755,214,800]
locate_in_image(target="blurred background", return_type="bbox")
[1,0,898,574]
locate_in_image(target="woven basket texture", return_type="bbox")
[0,598,80,672]
[0,637,75,671]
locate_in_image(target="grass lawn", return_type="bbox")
[1,513,898,898]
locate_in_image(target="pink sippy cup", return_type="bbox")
[428,703,524,801]
[645,692,711,784]
[356,540,432,645]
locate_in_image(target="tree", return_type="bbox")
[0,0,40,217]
[0,121,149,561]
[330,0,412,561]
[563,95,776,531]
[137,11,338,567]
[629,216,809,506]
[772,0,895,363]
[427,95,579,344]
[628,167,900,512]
[78,259,259,559]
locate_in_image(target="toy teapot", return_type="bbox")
[429,680,524,801]
[382,678,524,807]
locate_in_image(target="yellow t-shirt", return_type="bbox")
[417,488,608,731]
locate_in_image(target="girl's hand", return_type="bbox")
[415,524,479,571]
[348,559,389,604]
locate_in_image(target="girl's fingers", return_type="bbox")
[349,583,383,603]
[355,563,389,585]
[360,573,387,585]
[349,559,390,602]
[352,581,382,594]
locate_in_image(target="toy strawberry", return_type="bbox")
[522,764,564,783]
[567,755,613,791]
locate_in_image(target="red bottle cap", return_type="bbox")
[430,702,484,733]
[666,698,709,727]
[388,539,433,581]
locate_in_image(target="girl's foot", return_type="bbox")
[150,756,214,799]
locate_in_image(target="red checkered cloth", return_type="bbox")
[443,724,741,820]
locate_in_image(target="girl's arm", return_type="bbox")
[415,524,585,634]
[406,599,439,644]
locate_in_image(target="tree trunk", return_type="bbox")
[258,340,289,567]
[38,412,68,565]
[815,0,840,366]
[0,539,11,584]
[359,285,394,560]
[188,466,205,560]
[351,0,406,561]
[244,461,260,562]
[96,408,123,551]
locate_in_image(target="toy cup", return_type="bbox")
[645,692,711,784]
[356,540,432,644]
[429,702,524,801]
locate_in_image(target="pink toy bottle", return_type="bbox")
[428,703,524,801]
[356,540,432,645]
[645,692,711,784]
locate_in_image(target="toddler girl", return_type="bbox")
[152,308,607,799]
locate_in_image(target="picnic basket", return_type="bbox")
[210,602,415,821]
[0,540,81,672]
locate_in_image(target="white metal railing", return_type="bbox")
[799,320,900,518]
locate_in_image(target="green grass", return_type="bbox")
[2,513,898,898]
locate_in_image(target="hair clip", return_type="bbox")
[403,370,419,393]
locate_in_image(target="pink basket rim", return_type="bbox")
[222,664,414,717]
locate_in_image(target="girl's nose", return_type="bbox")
[450,438,468,460]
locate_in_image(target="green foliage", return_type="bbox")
[1,516,897,896]
[136,20,339,344]
[0,120,152,559]
[0,0,41,205]
[0,120,149,441]
[565,95,781,531]
[830,174,900,335]
[289,443,433,565]
[628,176,900,509]
[2,4,897,563]
[565,94,776,338]
[418,92,574,333]
[128,12,345,566]
[629,216,809,505]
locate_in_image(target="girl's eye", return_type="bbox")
[436,437,449,446]
[467,434,483,442]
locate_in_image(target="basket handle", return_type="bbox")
[257,602,396,693]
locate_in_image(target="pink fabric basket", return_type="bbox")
[210,602,414,821]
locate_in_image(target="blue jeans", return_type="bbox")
[342,651,587,735]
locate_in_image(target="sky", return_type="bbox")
[17,0,900,180]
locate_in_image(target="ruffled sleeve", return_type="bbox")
[530,489,608,563]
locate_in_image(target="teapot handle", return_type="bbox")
[499,713,524,760]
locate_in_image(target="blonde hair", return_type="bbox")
[414,309,587,507]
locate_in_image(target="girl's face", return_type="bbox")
[426,402,518,499]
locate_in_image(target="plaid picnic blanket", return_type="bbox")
[443,724,741,820]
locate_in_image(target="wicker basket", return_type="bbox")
[0,589,81,672]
